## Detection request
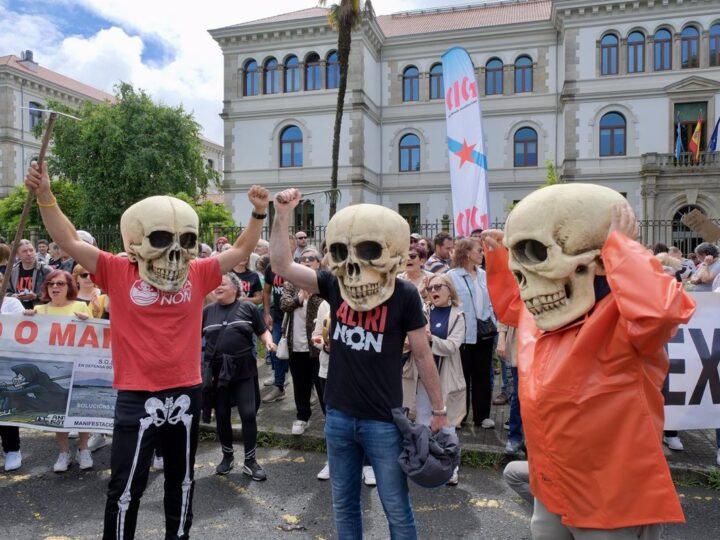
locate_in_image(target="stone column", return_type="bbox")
[701,30,710,68]
[619,38,627,74]
[503,64,513,96]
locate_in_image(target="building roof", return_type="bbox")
[231,1,552,37]
[0,54,114,102]
[378,0,552,37]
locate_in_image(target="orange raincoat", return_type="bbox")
[486,232,696,529]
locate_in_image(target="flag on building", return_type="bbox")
[709,115,720,153]
[687,112,703,164]
[674,114,683,160]
[442,47,490,237]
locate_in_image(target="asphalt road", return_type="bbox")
[1,430,718,539]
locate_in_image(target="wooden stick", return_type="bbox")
[0,112,58,311]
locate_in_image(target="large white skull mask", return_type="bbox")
[325,204,409,311]
[120,196,199,292]
[504,183,628,331]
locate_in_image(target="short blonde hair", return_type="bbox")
[426,274,459,307]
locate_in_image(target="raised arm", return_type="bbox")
[482,230,524,328]
[216,186,269,274]
[268,189,318,293]
[25,162,100,272]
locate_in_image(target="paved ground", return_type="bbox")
[1,430,719,539]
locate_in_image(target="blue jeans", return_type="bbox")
[500,360,512,395]
[270,318,288,388]
[508,367,524,445]
[324,406,417,540]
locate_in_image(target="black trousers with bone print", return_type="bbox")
[103,385,200,540]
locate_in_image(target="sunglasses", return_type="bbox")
[408,253,419,260]
[47,281,68,287]
[410,238,419,243]
[300,256,318,263]
[78,272,90,278]
[426,284,447,293]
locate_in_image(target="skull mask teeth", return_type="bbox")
[325,204,409,312]
[120,196,199,293]
[505,183,628,331]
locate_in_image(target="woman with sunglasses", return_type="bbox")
[405,274,466,484]
[398,245,433,300]
[23,269,94,472]
[73,264,109,319]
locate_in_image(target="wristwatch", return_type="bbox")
[431,406,447,417]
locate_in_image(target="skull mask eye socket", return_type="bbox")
[179,233,197,250]
[355,241,383,261]
[512,239,548,265]
[149,231,174,249]
[330,243,348,263]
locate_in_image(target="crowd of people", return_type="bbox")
[2,167,720,539]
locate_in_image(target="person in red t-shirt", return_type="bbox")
[25,161,269,540]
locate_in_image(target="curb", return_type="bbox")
[199,423,720,490]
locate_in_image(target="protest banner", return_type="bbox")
[0,314,114,433]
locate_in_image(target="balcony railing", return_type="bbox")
[642,151,720,171]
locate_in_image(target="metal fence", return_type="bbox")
[3,218,717,256]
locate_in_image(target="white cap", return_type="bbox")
[77,230,95,245]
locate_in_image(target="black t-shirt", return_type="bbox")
[15,266,36,309]
[202,301,266,380]
[264,264,286,322]
[317,270,426,422]
[231,269,262,300]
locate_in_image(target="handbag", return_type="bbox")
[276,313,290,360]
[462,274,497,339]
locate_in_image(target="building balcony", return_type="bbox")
[641,151,720,174]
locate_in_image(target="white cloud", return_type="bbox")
[1,1,485,142]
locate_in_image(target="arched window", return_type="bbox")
[599,112,626,157]
[280,126,303,168]
[627,31,645,73]
[326,51,340,89]
[429,63,443,100]
[485,58,503,95]
[711,24,720,67]
[600,34,619,75]
[399,134,420,172]
[264,58,280,95]
[28,101,43,130]
[243,60,259,96]
[681,26,700,68]
[654,28,672,71]
[514,56,533,93]
[284,56,299,93]
[402,66,419,102]
[513,127,538,167]
[305,53,321,91]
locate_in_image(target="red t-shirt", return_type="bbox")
[94,251,221,391]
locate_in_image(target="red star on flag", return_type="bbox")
[455,139,476,168]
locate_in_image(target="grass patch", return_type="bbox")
[461,449,506,470]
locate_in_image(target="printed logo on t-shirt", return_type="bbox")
[239,279,252,297]
[272,275,284,297]
[129,280,193,307]
[333,301,387,353]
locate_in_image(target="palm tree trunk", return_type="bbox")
[330,22,352,218]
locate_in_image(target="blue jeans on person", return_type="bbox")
[270,318,288,388]
[500,360,512,396]
[508,367,523,445]
[324,406,417,540]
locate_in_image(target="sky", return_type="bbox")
[0,0,488,143]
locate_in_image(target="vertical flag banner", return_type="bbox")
[708,115,720,153]
[442,47,490,237]
[688,111,703,164]
[674,114,683,160]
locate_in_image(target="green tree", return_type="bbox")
[172,192,236,228]
[0,179,86,233]
[36,83,213,226]
[319,0,373,217]
[545,159,558,185]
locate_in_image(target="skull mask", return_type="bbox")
[504,183,628,331]
[120,196,199,292]
[325,204,409,311]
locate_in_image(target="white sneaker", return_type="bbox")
[480,418,495,429]
[68,431,79,439]
[4,451,21,472]
[663,436,684,451]
[317,462,330,480]
[291,420,308,435]
[53,451,72,473]
[153,455,164,471]
[362,465,376,486]
[88,433,108,452]
[447,466,459,486]
[262,375,275,387]
[77,449,94,470]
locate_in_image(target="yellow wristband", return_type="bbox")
[37,196,57,208]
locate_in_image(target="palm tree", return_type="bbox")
[319,0,373,217]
